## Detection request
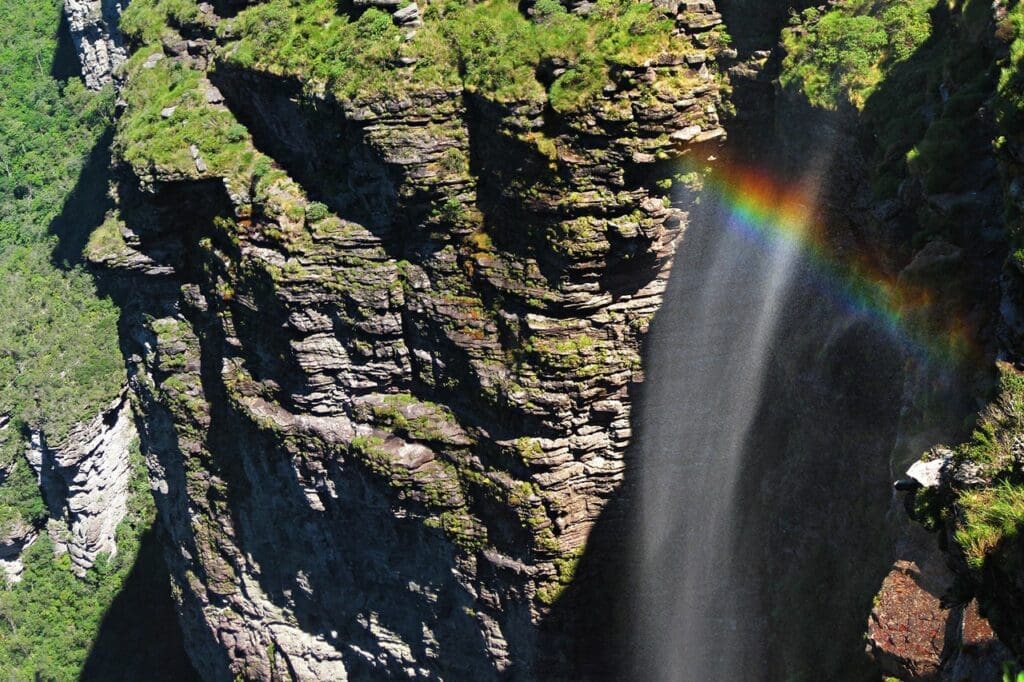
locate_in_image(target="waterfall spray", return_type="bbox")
[630,161,828,680]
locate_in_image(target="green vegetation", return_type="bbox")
[364,394,457,443]
[0,446,156,680]
[537,548,582,605]
[115,48,257,180]
[219,0,680,111]
[119,0,203,45]
[0,441,48,539]
[0,0,169,678]
[0,0,123,443]
[1004,662,1024,682]
[0,3,114,247]
[941,367,1024,572]
[954,366,1024,473]
[956,481,1024,569]
[996,4,1024,143]
[0,250,123,441]
[348,433,489,550]
[996,2,1024,246]
[781,0,936,110]
[0,0,126,631]
[782,0,1022,202]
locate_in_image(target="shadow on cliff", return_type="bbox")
[192,294,501,678]
[48,126,114,268]
[42,102,202,682]
[205,67,570,461]
[79,527,200,681]
[715,0,818,53]
[51,10,82,82]
[94,171,509,678]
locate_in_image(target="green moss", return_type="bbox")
[514,436,544,463]
[120,0,205,45]
[349,432,490,550]
[534,548,583,604]
[365,394,461,443]
[553,547,582,585]
[435,509,488,551]
[219,0,683,113]
[536,580,563,605]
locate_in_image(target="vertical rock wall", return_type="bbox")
[88,0,738,677]
[26,390,136,575]
[63,0,130,89]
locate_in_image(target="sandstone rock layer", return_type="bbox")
[89,0,737,677]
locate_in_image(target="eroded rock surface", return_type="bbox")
[26,390,136,574]
[64,0,130,89]
[0,520,37,583]
[868,557,1011,681]
[87,0,737,677]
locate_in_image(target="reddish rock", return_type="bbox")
[867,560,948,680]
[867,558,1012,681]
[945,601,1012,682]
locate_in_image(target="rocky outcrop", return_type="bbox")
[63,0,130,89]
[85,0,739,676]
[25,390,136,574]
[0,520,37,583]
[867,557,1011,681]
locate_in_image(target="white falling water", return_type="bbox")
[631,184,805,680]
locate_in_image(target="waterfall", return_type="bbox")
[631,183,804,680]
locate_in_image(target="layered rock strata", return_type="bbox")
[64,0,131,89]
[25,390,136,574]
[89,0,735,677]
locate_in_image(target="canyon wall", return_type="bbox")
[55,0,1024,678]
[0,391,136,581]
[85,0,736,677]
[64,0,130,89]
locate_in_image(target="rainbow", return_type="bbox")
[673,155,980,368]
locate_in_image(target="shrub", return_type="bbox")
[533,0,567,21]
[304,201,331,223]
[781,0,935,109]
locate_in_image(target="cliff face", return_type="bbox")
[769,1,1024,677]
[55,0,1024,677]
[85,0,735,677]
[63,0,130,89]
[0,390,136,581]
[26,390,136,575]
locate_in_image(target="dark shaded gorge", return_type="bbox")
[536,2,993,679]
[79,527,199,681]
[538,137,934,682]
